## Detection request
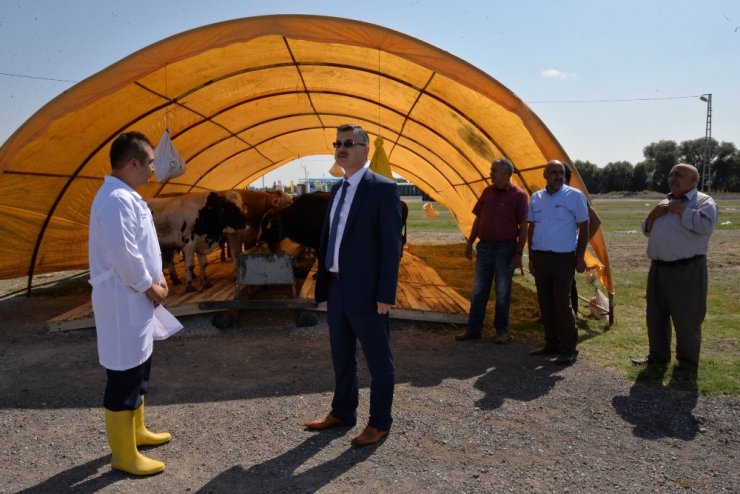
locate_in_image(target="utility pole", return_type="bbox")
[699,93,712,192]
[300,160,309,193]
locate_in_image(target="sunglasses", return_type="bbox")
[332,139,368,149]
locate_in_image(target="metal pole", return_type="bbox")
[700,93,712,192]
[608,293,614,327]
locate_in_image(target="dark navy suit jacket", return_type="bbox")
[315,168,402,311]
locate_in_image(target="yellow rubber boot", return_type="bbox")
[135,397,171,447]
[105,408,165,476]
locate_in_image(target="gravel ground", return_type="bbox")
[0,292,738,493]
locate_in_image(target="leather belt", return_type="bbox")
[329,272,340,279]
[652,255,704,267]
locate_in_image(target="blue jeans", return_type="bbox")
[467,241,516,336]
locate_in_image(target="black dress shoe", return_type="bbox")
[674,363,698,379]
[529,346,559,356]
[555,351,578,365]
[455,331,481,341]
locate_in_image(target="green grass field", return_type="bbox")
[406,197,740,396]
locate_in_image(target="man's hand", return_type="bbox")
[377,302,392,314]
[145,283,167,305]
[159,276,169,298]
[576,257,587,273]
[464,243,473,260]
[645,203,670,232]
[511,252,523,270]
[666,198,685,215]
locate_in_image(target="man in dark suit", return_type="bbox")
[306,124,403,447]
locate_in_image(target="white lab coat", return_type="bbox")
[88,176,175,371]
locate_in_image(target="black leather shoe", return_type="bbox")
[671,365,697,383]
[555,351,578,365]
[529,346,559,356]
[455,331,481,341]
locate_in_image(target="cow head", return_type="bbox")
[217,190,248,233]
[266,190,293,209]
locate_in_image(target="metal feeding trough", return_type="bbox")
[235,252,296,298]
[199,252,317,329]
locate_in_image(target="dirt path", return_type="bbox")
[0,292,737,493]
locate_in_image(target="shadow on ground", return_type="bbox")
[611,365,699,440]
[195,430,375,493]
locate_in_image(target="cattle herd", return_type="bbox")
[146,189,291,292]
[146,189,408,293]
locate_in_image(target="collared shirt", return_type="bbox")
[327,167,367,272]
[473,183,529,242]
[643,188,718,262]
[528,184,589,253]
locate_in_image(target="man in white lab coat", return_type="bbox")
[89,131,179,476]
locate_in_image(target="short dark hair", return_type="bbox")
[337,124,369,146]
[110,131,153,169]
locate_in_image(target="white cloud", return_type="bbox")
[541,69,576,80]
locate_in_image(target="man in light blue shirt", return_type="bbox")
[527,161,590,365]
[635,163,718,376]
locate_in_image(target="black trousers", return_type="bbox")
[646,256,707,369]
[532,250,578,353]
[103,356,152,411]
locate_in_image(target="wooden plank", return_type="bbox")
[48,316,96,332]
[47,301,92,324]
[389,308,467,324]
[209,280,238,301]
[305,304,467,324]
[48,247,473,330]
[48,304,229,332]
[167,304,225,317]
[199,299,318,311]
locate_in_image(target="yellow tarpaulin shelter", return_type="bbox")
[0,14,613,303]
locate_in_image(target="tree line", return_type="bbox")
[574,138,740,193]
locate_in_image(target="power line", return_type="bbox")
[0,70,703,105]
[0,71,77,83]
[0,68,704,105]
[527,95,700,104]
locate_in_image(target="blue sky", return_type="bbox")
[1,0,738,187]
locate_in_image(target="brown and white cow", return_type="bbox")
[220,189,293,260]
[147,191,247,292]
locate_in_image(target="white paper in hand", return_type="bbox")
[152,305,183,340]
[153,129,186,182]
